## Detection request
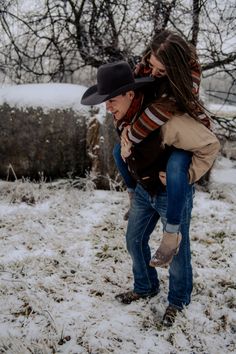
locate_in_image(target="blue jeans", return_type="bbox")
[126,183,193,308]
[165,149,192,232]
[113,143,192,230]
[113,143,136,192]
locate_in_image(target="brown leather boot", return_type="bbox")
[149,232,182,268]
[123,191,134,220]
[115,289,159,304]
[162,305,182,326]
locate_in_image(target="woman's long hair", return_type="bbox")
[150,30,202,118]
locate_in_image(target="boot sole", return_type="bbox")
[149,244,181,268]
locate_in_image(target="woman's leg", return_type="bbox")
[113,143,137,220]
[113,143,136,192]
[150,149,192,267]
[165,149,192,232]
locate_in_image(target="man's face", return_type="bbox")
[149,54,167,78]
[105,91,134,120]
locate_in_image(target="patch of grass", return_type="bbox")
[211,231,226,242]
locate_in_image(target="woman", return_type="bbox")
[113,30,220,268]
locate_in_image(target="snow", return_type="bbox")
[212,157,236,186]
[0,83,107,122]
[0,156,235,354]
[0,83,89,114]
[208,103,236,115]
[0,83,235,352]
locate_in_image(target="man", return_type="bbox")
[81,61,193,327]
[81,61,219,326]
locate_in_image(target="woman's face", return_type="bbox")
[149,54,167,78]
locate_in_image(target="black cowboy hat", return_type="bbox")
[81,61,154,105]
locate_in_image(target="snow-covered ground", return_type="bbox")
[0,83,235,353]
[0,156,235,354]
[0,83,106,123]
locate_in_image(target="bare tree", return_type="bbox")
[0,0,148,82]
[0,0,235,114]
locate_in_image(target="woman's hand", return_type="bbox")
[159,171,167,186]
[134,63,143,76]
[121,125,130,144]
[121,127,132,160]
[121,140,132,160]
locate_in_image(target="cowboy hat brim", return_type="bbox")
[81,77,154,106]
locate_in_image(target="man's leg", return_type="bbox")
[153,187,193,324]
[168,186,193,308]
[116,184,160,303]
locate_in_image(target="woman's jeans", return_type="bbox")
[126,183,194,308]
[165,149,192,232]
[113,143,136,192]
[113,142,192,230]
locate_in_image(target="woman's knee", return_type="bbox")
[167,150,192,176]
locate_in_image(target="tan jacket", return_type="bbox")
[161,113,221,183]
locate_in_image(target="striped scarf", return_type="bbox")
[114,91,143,134]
